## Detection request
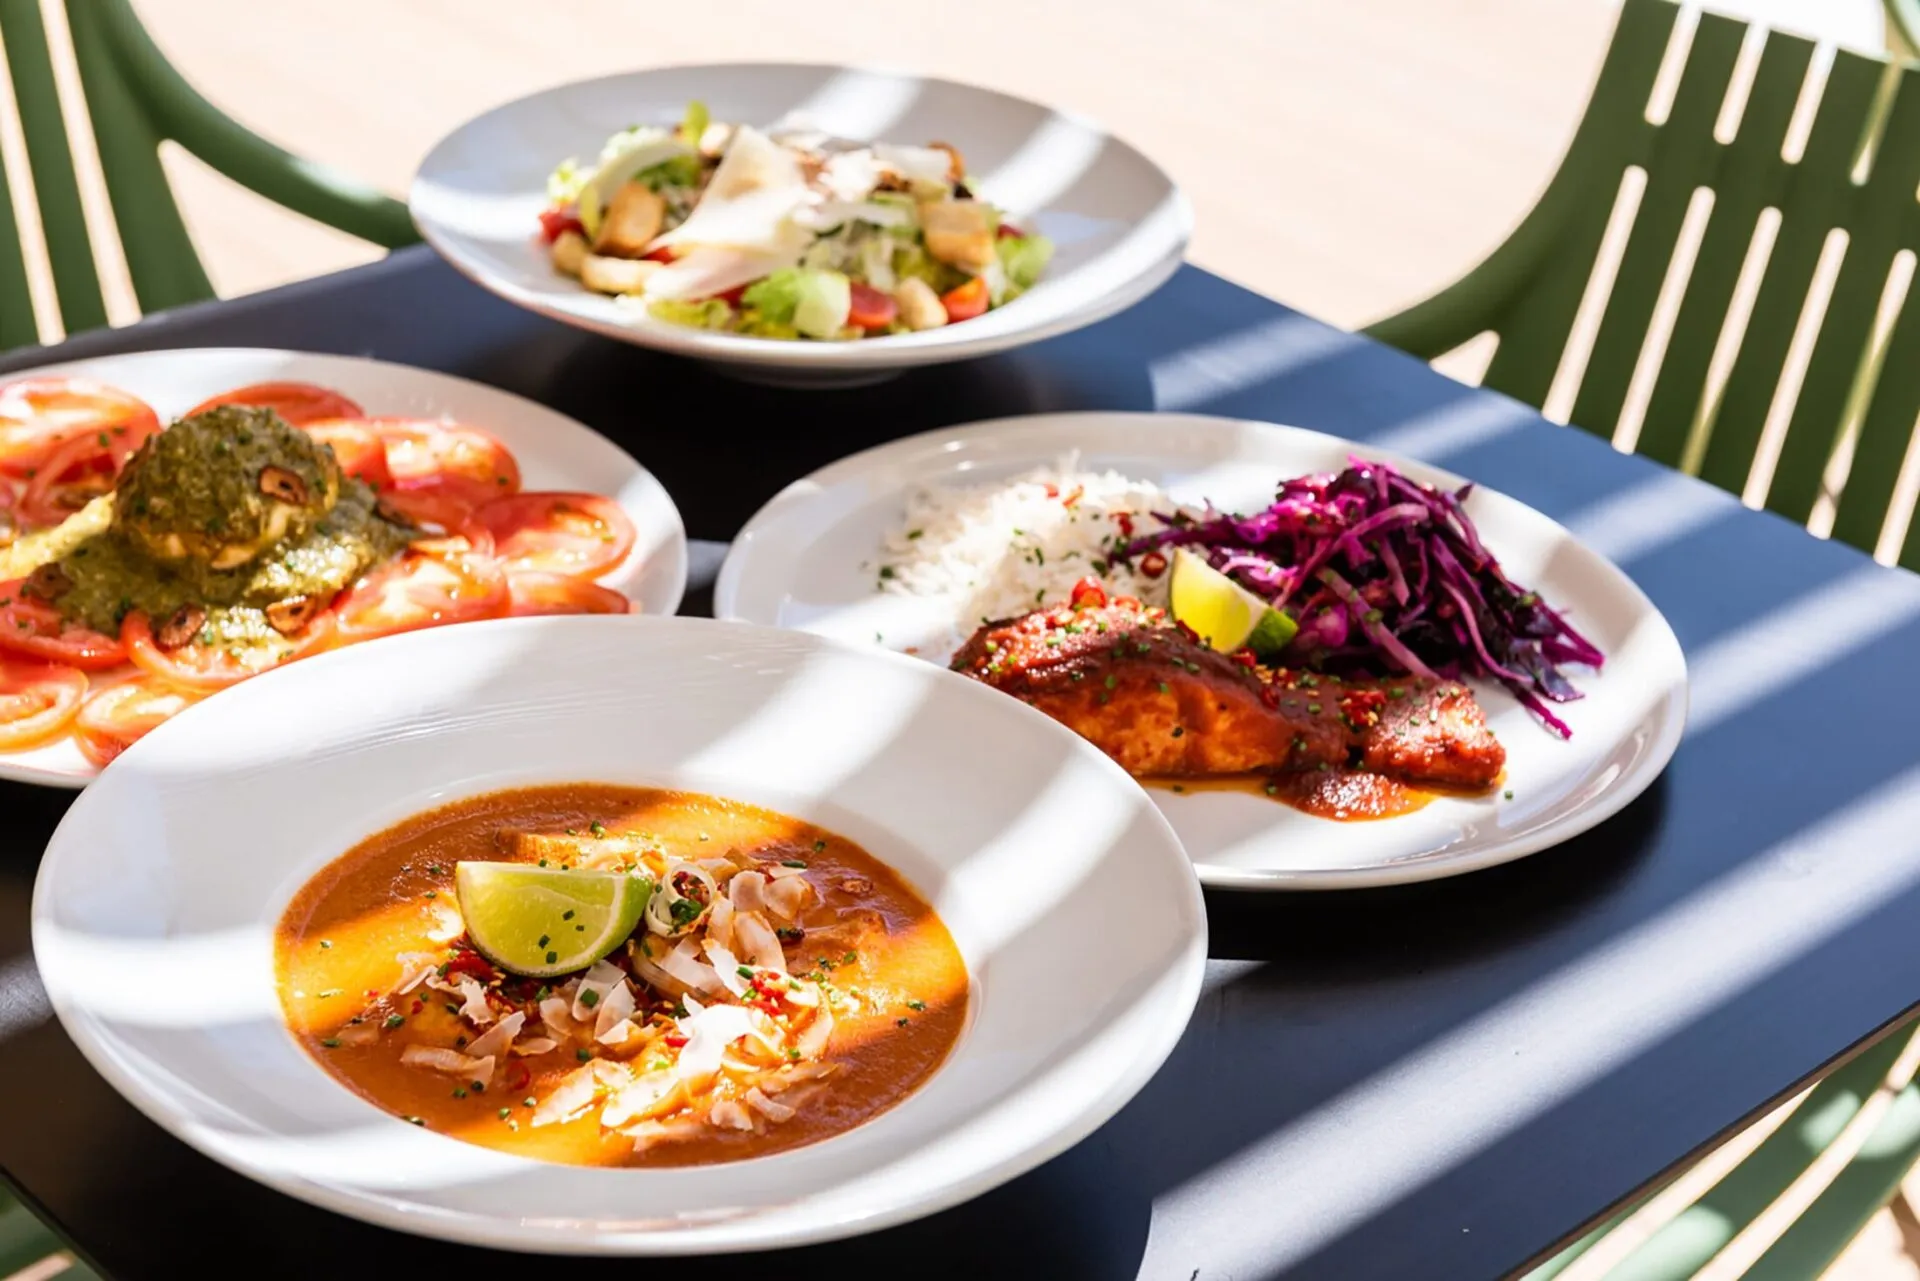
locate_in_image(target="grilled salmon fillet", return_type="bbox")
[951,598,1505,790]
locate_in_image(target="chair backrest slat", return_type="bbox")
[63,0,208,313]
[1570,12,1749,441]
[1694,50,1885,497]
[1766,69,1920,524]
[1477,0,1672,407]
[0,133,37,348]
[1635,30,1816,467]
[1372,0,1920,566]
[0,0,103,335]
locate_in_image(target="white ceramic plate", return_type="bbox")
[715,412,1690,890]
[411,64,1190,386]
[0,348,688,788]
[32,615,1206,1253]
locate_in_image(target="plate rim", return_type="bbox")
[713,409,1692,891]
[0,347,691,789]
[30,613,1208,1253]
[408,61,1194,371]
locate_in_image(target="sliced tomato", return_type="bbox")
[301,418,394,489]
[940,277,989,323]
[365,419,521,530]
[122,607,333,692]
[0,581,128,669]
[73,678,197,767]
[848,282,898,331]
[185,382,365,427]
[538,208,584,243]
[17,415,159,529]
[0,654,86,751]
[334,550,509,642]
[472,491,635,580]
[506,572,634,616]
[0,378,160,479]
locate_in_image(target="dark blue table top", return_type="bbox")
[4,246,1920,1281]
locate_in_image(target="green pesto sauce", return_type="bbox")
[113,406,340,565]
[55,479,410,639]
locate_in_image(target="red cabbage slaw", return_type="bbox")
[1119,458,1603,737]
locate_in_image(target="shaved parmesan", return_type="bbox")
[643,245,801,303]
[874,143,953,187]
[651,126,811,254]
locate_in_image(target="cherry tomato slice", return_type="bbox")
[17,415,158,529]
[848,282,898,331]
[0,654,87,751]
[122,607,333,692]
[185,382,365,427]
[506,572,635,616]
[300,418,394,489]
[73,678,197,767]
[940,277,989,323]
[472,492,635,580]
[0,581,128,669]
[538,208,584,243]
[334,550,509,642]
[365,419,521,531]
[0,378,160,479]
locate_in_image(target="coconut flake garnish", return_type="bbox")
[674,1003,757,1081]
[392,952,439,995]
[531,1063,601,1127]
[707,894,736,952]
[728,871,769,914]
[425,903,465,944]
[593,979,636,1041]
[732,910,786,974]
[794,1004,835,1060]
[512,1037,558,1056]
[704,941,749,997]
[465,1010,525,1062]
[399,1046,495,1085]
[764,874,809,923]
[600,1069,678,1129]
[572,959,625,1022]
[456,976,494,1026]
[539,996,574,1040]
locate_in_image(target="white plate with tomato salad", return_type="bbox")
[0,349,687,786]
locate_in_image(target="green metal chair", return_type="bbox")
[1372,2,1920,1272]
[0,1184,98,1281]
[0,0,418,350]
[1369,0,1920,572]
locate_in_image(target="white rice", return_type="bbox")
[877,455,1184,630]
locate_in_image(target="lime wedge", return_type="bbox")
[1169,547,1298,658]
[454,862,651,978]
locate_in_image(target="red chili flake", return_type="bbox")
[1113,511,1135,537]
[1230,648,1257,669]
[411,999,424,1014]
[664,1032,689,1048]
[505,1061,531,1092]
[1139,551,1168,578]
[1173,619,1200,644]
[443,951,498,982]
[1260,686,1281,710]
[1060,484,1084,508]
[1069,578,1107,610]
[1043,482,1059,499]
[1114,595,1142,611]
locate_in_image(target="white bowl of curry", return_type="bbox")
[31,614,1206,1253]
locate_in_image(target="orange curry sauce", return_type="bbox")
[275,784,968,1167]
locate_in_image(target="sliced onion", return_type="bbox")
[745,1086,795,1122]
[646,861,718,938]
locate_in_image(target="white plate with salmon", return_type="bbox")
[715,412,1689,889]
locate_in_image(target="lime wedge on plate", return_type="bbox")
[454,862,651,978]
[1169,547,1298,658]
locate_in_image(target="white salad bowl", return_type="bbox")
[410,64,1191,386]
[32,615,1207,1253]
